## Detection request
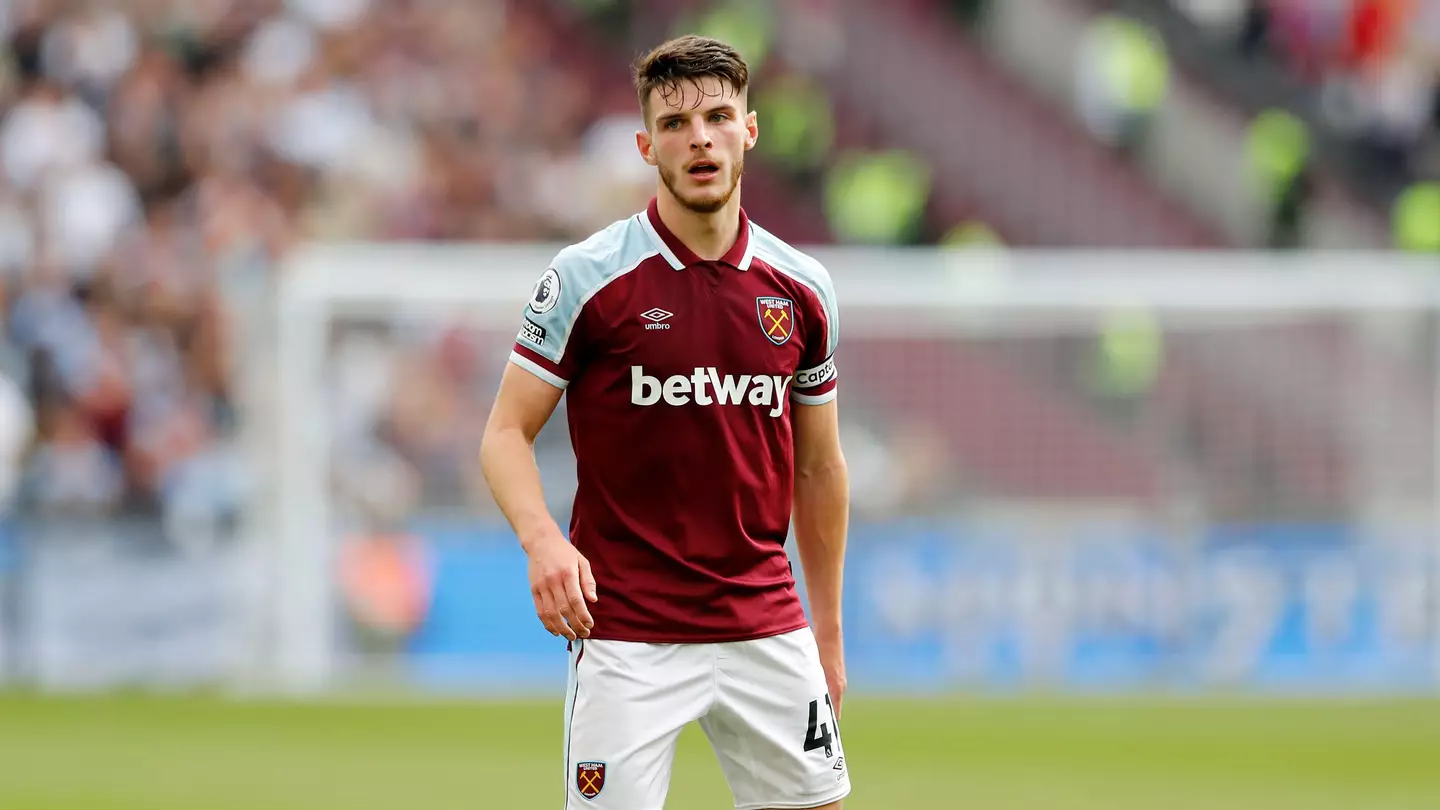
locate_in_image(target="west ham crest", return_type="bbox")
[576,761,606,800]
[757,296,794,346]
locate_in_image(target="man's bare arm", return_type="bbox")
[480,362,595,639]
[792,397,849,714]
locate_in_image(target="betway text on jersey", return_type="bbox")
[631,366,791,418]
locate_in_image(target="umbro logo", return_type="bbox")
[641,308,673,331]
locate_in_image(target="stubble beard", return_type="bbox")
[659,156,744,215]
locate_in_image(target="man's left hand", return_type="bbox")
[818,640,847,720]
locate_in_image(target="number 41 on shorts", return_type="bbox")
[804,694,839,760]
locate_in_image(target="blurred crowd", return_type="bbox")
[1178,0,1440,174]
[0,0,669,525]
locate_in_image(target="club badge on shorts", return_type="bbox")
[757,296,794,346]
[576,761,606,800]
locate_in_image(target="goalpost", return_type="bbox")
[260,245,1440,695]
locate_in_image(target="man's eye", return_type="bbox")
[710,113,729,122]
[665,120,682,130]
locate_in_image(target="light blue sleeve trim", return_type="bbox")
[792,388,838,406]
[509,351,568,390]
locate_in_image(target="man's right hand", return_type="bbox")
[480,361,593,640]
[524,531,598,640]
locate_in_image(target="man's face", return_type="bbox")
[637,76,757,214]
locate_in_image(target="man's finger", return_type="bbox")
[534,589,560,637]
[537,588,573,640]
[578,555,598,603]
[564,570,594,635]
[549,582,579,641]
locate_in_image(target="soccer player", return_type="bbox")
[480,34,851,810]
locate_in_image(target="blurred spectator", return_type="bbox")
[0,79,105,192]
[823,150,932,244]
[1391,179,1440,250]
[753,73,835,186]
[1085,306,1165,418]
[338,527,434,655]
[1075,14,1171,155]
[1244,107,1315,247]
[21,396,124,516]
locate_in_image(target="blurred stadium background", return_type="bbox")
[1,0,1439,807]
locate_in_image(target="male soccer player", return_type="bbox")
[480,34,850,810]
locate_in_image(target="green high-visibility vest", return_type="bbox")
[1245,108,1311,203]
[1091,15,1170,113]
[824,151,932,245]
[1393,182,1440,252]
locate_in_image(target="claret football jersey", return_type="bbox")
[509,198,839,642]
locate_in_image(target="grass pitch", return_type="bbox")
[0,692,1436,809]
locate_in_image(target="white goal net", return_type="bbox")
[256,246,1440,696]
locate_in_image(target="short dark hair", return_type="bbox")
[632,35,749,122]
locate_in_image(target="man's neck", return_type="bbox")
[656,187,742,262]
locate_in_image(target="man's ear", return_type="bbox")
[636,127,659,166]
[745,109,758,151]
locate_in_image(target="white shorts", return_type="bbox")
[563,627,851,810]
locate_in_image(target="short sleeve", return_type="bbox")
[791,270,839,405]
[510,263,587,389]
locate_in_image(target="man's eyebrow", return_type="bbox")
[655,102,740,123]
